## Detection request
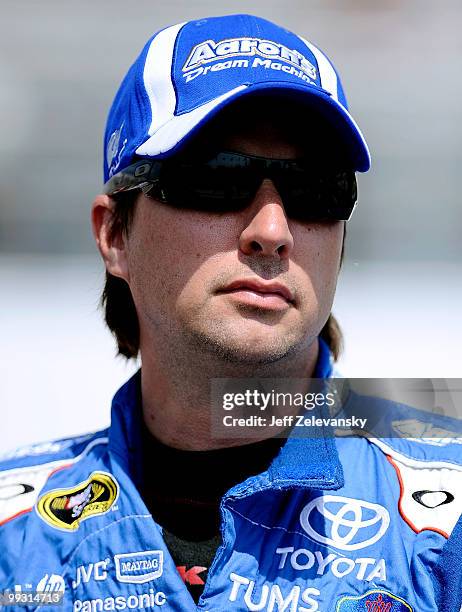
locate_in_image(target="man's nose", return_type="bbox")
[238,179,294,259]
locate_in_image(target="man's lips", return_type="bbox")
[217,279,295,306]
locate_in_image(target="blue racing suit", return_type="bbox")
[1,342,461,611]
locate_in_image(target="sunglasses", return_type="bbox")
[104,151,358,221]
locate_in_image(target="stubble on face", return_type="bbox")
[128,206,342,373]
[177,271,310,367]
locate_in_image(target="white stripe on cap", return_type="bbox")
[136,85,247,156]
[299,36,339,103]
[143,22,186,136]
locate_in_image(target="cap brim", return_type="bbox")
[135,81,371,172]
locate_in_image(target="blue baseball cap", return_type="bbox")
[104,14,371,184]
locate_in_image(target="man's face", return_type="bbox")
[123,101,345,365]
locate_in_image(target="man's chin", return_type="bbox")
[183,325,305,366]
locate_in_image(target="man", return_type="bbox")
[0,14,460,612]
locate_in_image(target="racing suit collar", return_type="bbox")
[108,337,343,494]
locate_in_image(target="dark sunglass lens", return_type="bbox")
[276,170,356,221]
[160,165,261,212]
[325,172,357,219]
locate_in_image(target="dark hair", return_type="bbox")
[102,190,344,361]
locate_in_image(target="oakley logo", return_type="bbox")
[300,495,390,551]
[0,483,34,500]
[183,37,317,80]
[412,490,455,509]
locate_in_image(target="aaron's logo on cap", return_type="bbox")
[182,37,317,80]
[36,472,118,531]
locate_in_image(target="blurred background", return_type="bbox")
[1,0,461,453]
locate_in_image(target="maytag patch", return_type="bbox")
[336,589,413,611]
[114,550,163,584]
[36,472,118,531]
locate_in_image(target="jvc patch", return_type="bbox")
[36,472,118,531]
[336,589,413,611]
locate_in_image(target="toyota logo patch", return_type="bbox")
[300,495,390,551]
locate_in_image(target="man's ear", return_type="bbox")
[91,194,130,282]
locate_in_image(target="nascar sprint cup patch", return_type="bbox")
[36,472,118,531]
